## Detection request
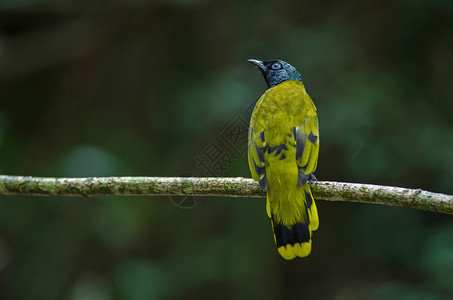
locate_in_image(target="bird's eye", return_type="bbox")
[271,63,282,70]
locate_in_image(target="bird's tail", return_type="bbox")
[268,183,319,260]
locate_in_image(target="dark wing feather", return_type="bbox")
[294,116,319,186]
[248,126,268,191]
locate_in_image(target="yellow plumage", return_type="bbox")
[248,79,320,260]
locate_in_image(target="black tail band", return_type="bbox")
[273,220,310,247]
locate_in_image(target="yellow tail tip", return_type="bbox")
[277,241,312,260]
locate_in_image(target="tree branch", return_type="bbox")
[0,175,452,215]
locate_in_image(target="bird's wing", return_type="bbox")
[294,114,319,186]
[248,126,268,192]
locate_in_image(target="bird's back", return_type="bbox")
[250,80,316,140]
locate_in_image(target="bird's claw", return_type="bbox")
[308,174,318,187]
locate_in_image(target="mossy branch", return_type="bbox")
[0,175,452,215]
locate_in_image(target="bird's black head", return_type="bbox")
[248,59,303,88]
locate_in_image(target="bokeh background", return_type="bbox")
[1,1,453,299]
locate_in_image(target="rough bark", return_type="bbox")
[0,175,452,215]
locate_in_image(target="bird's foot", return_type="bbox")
[308,174,318,187]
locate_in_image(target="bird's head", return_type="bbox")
[247,59,303,88]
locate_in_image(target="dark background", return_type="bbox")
[1,1,453,299]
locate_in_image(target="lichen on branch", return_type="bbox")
[0,175,452,215]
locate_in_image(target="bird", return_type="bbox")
[247,58,319,260]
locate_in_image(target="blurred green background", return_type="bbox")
[1,0,453,299]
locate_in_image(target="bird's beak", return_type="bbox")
[247,59,266,71]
